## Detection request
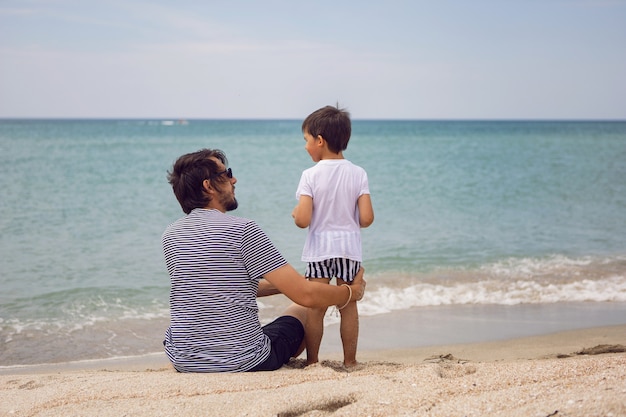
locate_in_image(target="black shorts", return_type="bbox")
[248,316,305,372]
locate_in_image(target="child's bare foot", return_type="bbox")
[343,360,359,368]
[344,361,365,372]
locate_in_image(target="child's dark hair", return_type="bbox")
[302,105,351,154]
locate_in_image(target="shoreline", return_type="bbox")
[2,301,626,370]
[322,301,626,353]
[1,325,624,416]
[2,323,625,375]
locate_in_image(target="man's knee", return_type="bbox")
[283,303,308,327]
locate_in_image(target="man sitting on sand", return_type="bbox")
[162,148,366,372]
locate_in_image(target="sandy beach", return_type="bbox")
[1,324,624,417]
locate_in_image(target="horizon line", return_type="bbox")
[1,117,625,122]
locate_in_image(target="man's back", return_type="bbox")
[162,208,286,372]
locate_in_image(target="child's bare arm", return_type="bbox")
[357,194,374,227]
[292,195,313,228]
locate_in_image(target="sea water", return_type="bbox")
[1,119,625,365]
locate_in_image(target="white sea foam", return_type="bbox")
[357,276,626,316]
[355,255,626,315]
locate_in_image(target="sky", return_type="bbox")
[1,0,625,120]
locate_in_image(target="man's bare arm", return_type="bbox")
[257,278,281,297]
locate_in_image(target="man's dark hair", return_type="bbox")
[167,148,229,214]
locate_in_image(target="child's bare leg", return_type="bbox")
[339,299,359,367]
[305,306,327,365]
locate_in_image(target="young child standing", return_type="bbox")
[292,105,374,367]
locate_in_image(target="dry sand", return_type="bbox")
[1,325,625,417]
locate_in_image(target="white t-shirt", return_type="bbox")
[295,159,370,262]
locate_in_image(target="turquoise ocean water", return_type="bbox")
[1,119,625,366]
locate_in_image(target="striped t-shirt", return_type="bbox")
[162,208,287,372]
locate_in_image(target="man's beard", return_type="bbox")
[224,195,238,212]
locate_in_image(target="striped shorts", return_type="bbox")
[305,258,361,283]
